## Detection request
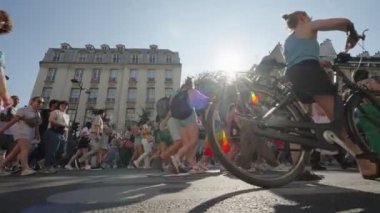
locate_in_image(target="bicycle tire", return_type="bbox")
[345,92,380,153]
[206,86,311,188]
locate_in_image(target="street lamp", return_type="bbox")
[69,78,89,140]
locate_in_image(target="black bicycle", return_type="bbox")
[205,31,380,188]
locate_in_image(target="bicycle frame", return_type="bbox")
[235,63,380,152]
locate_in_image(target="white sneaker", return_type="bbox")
[84,165,91,170]
[132,160,139,168]
[0,169,11,176]
[21,169,36,176]
[64,164,74,170]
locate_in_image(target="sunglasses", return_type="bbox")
[36,100,44,104]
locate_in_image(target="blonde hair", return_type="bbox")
[282,11,307,30]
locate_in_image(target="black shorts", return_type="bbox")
[285,60,336,103]
[0,134,16,153]
[77,137,90,149]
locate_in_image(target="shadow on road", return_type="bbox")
[271,182,380,213]
[0,169,221,213]
[188,179,380,213]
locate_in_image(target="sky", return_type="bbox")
[1,0,380,106]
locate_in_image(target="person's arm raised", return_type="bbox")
[309,18,352,32]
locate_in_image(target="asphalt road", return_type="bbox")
[0,168,379,213]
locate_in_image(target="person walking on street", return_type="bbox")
[0,96,43,176]
[41,101,70,173]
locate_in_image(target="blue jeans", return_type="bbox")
[43,129,66,168]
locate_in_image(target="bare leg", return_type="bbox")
[0,143,20,168]
[18,139,32,171]
[160,140,182,160]
[314,95,377,176]
[176,124,199,167]
[81,148,90,167]
[66,149,82,166]
[0,67,11,107]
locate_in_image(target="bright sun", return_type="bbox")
[213,48,246,80]
[215,51,243,71]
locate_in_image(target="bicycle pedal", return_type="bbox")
[323,130,355,157]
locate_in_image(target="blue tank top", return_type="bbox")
[284,33,320,68]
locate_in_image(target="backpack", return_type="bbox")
[156,97,170,119]
[170,90,193,120]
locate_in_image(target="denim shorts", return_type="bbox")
[168,110,197,141]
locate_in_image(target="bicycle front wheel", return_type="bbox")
[206,85,311,188]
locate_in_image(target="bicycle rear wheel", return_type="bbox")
[345,92,380,155]
[206,83,311,188]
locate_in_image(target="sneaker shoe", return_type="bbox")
[132,160,139,168]
[84,165,92,170]
[0,169,11,176]
[64,164,74,170]
[21,169,36,176]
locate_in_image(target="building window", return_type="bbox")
[53,52,61,62]
[112,54,120,63]
[95,54,103,63]
[131,54,139,64]
[46,68,57,82]
[166,55,172,64]
[109,69,119,82]
[74,68,84,82]
[165,88,173,97]
[106,87,116,103]
[127,88,137,102]
[91,69,101,83]
[69,88,80,103]
[130,69,138,81]
[147,69,155,82]
[88,88,98,103]
[146,88,155,102]
[149,54,156,64]
[78,53,87,62]
[165,69,173,81]
[41,87,52,102]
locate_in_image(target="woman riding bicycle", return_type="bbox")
[282,11,379,179]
